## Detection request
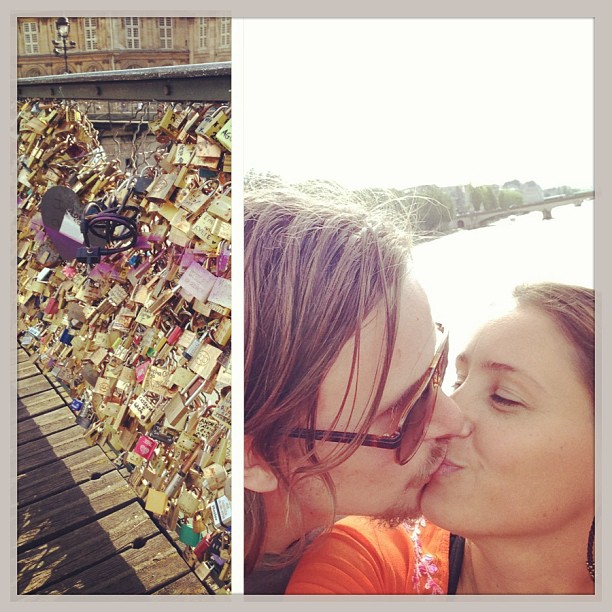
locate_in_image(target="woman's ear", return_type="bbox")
[244,435,279,493]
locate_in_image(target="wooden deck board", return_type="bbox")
[38,534,194,594]
[18,445,117,506]
[18,425,91,473]
[18,389,67,421]
[17,502,159,594]
[17,350,33,363]
[17,407,76,445]
[18,470,137,549]
[152,572,209,594]
[17,361,40,380]
[18,374,55,398]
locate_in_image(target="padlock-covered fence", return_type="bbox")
[16,64,232,594]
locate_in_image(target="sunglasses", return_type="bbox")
[289,322,449,465]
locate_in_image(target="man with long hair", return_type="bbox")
[244,183,469,593]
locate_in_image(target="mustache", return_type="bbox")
[410,441,449,487]
[374,441,449,528]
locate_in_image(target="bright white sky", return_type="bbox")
[243,18,593,191]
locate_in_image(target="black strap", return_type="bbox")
[447,533,465,594]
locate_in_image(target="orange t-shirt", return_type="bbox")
[285,516,451,595]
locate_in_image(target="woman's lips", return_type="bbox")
[433,458,462,477]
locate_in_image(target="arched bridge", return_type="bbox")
[454,190,594,230]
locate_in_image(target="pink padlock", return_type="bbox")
[133,434,158,460]
[194,532,214,561]
[44,297,59,315]
[167,325,184,346]
[135,359,150,383]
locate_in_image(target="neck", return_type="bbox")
[260,489,328,558]
[457,520,594,595]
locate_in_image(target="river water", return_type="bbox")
[411,200,594,392]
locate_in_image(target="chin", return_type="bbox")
[420,484,448,522]
[374,492,423,527]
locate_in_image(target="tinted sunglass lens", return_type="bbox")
[398,382,436,464]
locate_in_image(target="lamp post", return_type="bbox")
[53,17,76,74]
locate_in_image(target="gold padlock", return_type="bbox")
[195,105,229,139]
[192,511,206,533]
[145,488,168,515]
[215,119,232,152]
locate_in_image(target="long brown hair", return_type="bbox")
[513,282,595,400]
[244,182,414,573]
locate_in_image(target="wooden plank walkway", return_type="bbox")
[16,347,209,595]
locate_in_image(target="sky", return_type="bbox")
[243,18,593,191]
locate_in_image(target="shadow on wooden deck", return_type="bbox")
[16,347,209,595]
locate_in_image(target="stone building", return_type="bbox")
[17,16,231,77]
[17,17,231,174]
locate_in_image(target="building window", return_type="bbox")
[220,17,231,48]
[159,17,173,49]
[26,67,42,77]
[22,22,39,54]
[124,17,140,49]
[84,17,98,51]
[198,17,208,49]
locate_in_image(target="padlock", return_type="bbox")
[166,325,184,346]
[202,463,227,491]
[224,473,232,502]
[163,393,188,428]
[182,333,205,362]
[218,562,230,582]
[129,392,158,424]
[192,511,207,534]
[59,328,74,345]
[177,487,200,516]
[206,185,231,223]
[133,434,158,461]
[194,532,215,560]
[69,398,85,414]
[195,106,230,139]
[75,407,94,429]
[145,488,168,515]
[176,431,200,454]
[193,138,222,170]
[216,241,231,276]
[157,499,179,532]
[178,520,203,547]
[218,535,231,562]
[164,440,203,498]
[148,423,175,446]
[83,421,104,446]
[187,342,222,379]
[134,359,150,383]
[44,296,59,315]
[208,495,232,529]
[214,119,232,152]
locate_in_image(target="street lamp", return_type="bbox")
[53,17,76,74]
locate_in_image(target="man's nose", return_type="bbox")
[424,389,472,440]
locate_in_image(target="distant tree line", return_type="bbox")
[466,184,523,212]
[244,169,582,238]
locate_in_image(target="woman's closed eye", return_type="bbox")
[490,389,525,410]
